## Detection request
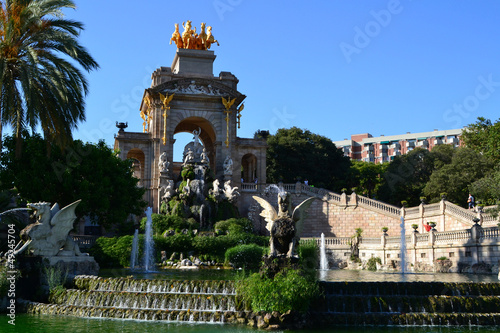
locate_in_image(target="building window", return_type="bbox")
[465,251,471,257]
[421,253,426,258]
[362,253,365,257]
[449,252,454,257]
[387,254,391,258]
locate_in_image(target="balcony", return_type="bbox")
[390,143,401,149]
[364,145,374,152]
[434,138,443,145]
[406,141,415,148]
[417,140,428,147]
[447,137,459,145]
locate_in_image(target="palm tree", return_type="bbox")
[0,0,98,152]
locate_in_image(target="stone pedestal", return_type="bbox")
[44,256,99,278]
[171,48,216,77]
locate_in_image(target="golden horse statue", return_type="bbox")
[205,26,219,49]
[171,21,219,50]
[169,23,183,48]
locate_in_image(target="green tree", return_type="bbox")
[0,0,99,151]
[266,127,350,191]
[461,117,500,161]
[0,133,146,232]
[378,148,435,207]
[469,170,500,207]
[349,161,387,198]
[423,148,494,206]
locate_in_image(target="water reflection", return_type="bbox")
[318,269,499,283]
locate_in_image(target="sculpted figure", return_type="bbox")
[161,179,176,201]
[196,22,207,50]
[223,155,233,175]
[158,152,169,173]
[200,148,209,165]
[182,20,196,49]
[223,180,240,203]
[205,26,219,49]
[170,23,184,48]
[253,188,315,258]
[14,200,84,257]
[183,148,195,165]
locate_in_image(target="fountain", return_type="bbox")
[320,233,328,270]
[400,216,406,274]
[130,229,139,270]
[143,207,155,272]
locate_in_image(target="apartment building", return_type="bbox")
[333,129,462,163]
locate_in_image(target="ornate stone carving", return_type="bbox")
[223,155,233,175]
[158,152,170,173]
[14,200,85,257]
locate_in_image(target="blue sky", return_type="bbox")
[34,0,500,161]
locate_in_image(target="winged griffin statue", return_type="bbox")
[252,188,315,258]
[13,200,85,257]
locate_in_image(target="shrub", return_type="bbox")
[298,240,319,272]
[367,257,382,271]
[237,269,319,313]
[214,218,253,234]
[225,244,264,269]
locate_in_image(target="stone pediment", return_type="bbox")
[149,78,245,101]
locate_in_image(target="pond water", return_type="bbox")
[100,268,500,283]
[6,315,500,333]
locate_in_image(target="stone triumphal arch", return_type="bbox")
[114,30,267,212]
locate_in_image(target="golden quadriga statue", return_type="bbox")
[170,20,219,50]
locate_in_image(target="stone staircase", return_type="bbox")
[311,281,500,326]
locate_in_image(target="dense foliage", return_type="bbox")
[90,218,269,268]
[266,127,351,191]
[0,134,146,231]
[224,244,265,269]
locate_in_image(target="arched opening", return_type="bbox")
[127,149,145,186]
[241,153,258,183]
[173,116,217,170]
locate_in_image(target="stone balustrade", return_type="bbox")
[302,225,500,270]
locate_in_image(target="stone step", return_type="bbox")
[312,295,500,314]
[319,281,500,296]
[309,312,500,326]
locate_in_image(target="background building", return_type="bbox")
[333,129,462,163]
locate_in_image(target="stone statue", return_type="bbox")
[192,127,201,147]
[223,155,233,175]
[161,179,176,201]
[252,189,315,258]
[169,23,183,48]
[223,180,240,203]
[158,152,169,173]
[200,148,209,165]
[183,148,194,165]
[14,200,85,257]
[209,179,222,201]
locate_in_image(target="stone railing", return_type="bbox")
[445,201,477,223]
[244,183,498,230]
[356,195,400,218]
[305,225,497,251]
